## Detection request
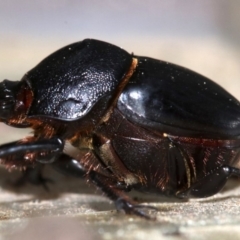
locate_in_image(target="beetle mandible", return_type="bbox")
[1,39,240,219]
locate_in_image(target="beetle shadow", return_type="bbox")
[0,165,185,216]
[0,165,97,200]
[0,165,239,211]
[0,166,176,200]
[0,166,161,214]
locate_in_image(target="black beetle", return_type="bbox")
[1,39,240,219]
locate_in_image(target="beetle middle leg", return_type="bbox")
[50,148,157,218]
[88,171,157,219]
[177,165,240,198]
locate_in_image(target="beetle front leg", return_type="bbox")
[0,137,64,167]
[0,137,64,188]
[177,165,240,198]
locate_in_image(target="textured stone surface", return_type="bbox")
[0,165,240,240]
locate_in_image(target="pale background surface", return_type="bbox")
[0,1,240,239]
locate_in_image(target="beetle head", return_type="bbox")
[0,80,20,122]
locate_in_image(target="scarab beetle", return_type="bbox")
[1,39,240,219]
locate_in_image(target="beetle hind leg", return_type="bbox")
[177,165,240,198]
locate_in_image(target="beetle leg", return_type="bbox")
[0,137,63,167]
[177,165,240,198]
[51,152,156,218]
[51,153,86,178]
[18,153,87,190]
[14,164,53,191]
[10,153,87,190]
[88,171,157,219]
[0,137,63,189]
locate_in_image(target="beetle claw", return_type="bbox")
[115,198,157,220]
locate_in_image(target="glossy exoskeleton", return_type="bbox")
[1,39,240,219]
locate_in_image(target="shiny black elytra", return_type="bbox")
[1,39,240,219]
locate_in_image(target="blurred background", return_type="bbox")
[0,0,240,143]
